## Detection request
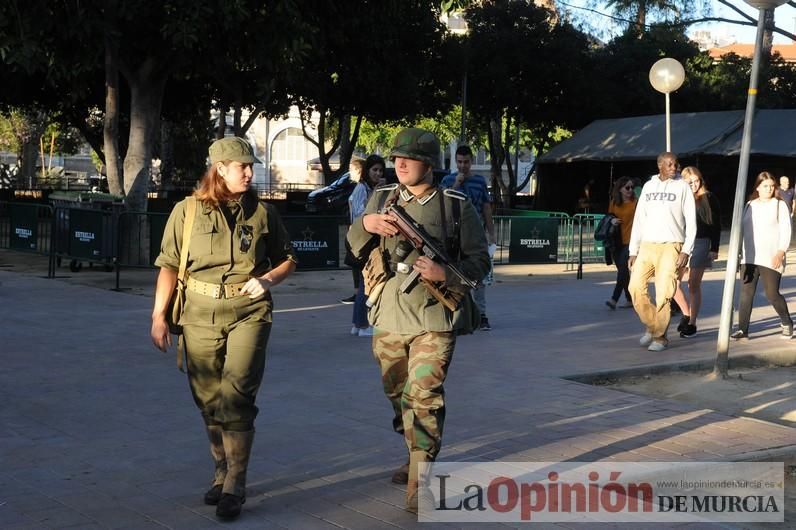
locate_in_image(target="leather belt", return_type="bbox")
[186,277,248,299]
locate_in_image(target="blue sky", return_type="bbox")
[562,0,796,44]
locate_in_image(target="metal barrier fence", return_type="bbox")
[0,201,54,256]
[0,201,610,287]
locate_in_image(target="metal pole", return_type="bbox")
[460,72,468,142]
[665,92,672,152]
[577,219,583,280]
[715,8,769,375]
[514,122,520,191]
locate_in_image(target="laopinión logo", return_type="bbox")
[418,462,783,523]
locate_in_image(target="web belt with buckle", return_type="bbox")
[186,277,247,299]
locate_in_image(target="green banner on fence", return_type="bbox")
[9,204,38,251]
[509,217,559,264]
[283,217,340,269]
[68,209,106,259]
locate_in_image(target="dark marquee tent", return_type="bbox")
[535,109,796,221]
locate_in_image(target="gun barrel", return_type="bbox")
[387,204,478,290]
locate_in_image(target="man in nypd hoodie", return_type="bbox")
[628,152,696,352]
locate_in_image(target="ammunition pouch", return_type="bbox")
[363,246,391,297]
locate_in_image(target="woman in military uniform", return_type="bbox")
[151,137,297,520]
[347,128,490,513]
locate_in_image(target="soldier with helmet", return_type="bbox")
[346,128,490,513]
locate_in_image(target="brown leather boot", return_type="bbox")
[203,425,227,505]
[391,459,409,484]
[216,430,255,520]
[405,450,431,514]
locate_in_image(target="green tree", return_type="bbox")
[1,0,307,210]
[464,0,592,206]
[289,0,453,184]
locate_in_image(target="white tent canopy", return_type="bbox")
[539,109,796,163]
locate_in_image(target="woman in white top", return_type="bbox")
[732,171,793,340]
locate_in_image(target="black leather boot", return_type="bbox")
[215,430,254,520]
[204,425,226,505]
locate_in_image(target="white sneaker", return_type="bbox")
[647,341,667,352]
[639,332,653,347]
[350,326,359,336]
[619,300,634,308]
[358,326,374,337]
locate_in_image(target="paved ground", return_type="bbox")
[2,246,796,529]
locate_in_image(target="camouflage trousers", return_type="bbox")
[372,329,456,460]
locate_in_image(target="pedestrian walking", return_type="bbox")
[671,167,721,338]
[732,171,793,340]
[440,145,496,330]
[347,128,490,513]
[348,154,385,337]
[605,176,637,310]
[150,137,297,520]
[628,152,696,352]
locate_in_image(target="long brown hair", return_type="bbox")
[682,166,713,225]
[611,176,634,205]
[748,171,781,202]
[194,161,252,208]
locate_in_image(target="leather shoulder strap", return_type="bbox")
[177,197,197,282]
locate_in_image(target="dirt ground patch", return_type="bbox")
[605,364,796,529]
[608,364,796,429]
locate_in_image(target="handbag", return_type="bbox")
[167,197,197,335]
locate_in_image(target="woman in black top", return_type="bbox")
[673,166,721,337]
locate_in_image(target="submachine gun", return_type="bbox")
[385,203,477,312]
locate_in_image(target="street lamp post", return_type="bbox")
[715,0,788,377]
[649,58,685,152]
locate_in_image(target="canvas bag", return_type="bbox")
[166,197,197,335]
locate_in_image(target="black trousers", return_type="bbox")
[738,264,792,332]
[610,244,631,302]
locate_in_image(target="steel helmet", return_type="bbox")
[389,128,441,168]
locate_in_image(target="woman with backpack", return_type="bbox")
[605,176,637,310]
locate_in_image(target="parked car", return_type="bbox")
[305,172,357,214]
[304,169,450,215]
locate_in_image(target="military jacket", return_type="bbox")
[155,192,297,286]
[347,184,490,334]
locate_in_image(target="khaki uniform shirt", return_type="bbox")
[347,184,490,334]
[155,192,298,285]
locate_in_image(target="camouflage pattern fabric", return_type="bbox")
[372,329,456,460]
[389,128,441,168]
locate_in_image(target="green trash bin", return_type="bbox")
[49,191,124,272]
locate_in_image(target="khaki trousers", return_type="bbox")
[182,290,272,431]
[628,242,682,342]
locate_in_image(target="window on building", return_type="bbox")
[271,127,316,163]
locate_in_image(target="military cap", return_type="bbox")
[390,128,441,168]
[208,137,259,164]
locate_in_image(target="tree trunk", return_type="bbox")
[19,140,39,188]
[216,102,227,139]
[233,100,243,136]
[104,27,123,196]
[503,114,516,208]
[338,114,363,177]
[636,1,647,32]
[159,119,175,189]
[761,8,775,69]
[486,115,506,208]
[317,109,342,185]
[123,65,167,212]
[12,109,47,187]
